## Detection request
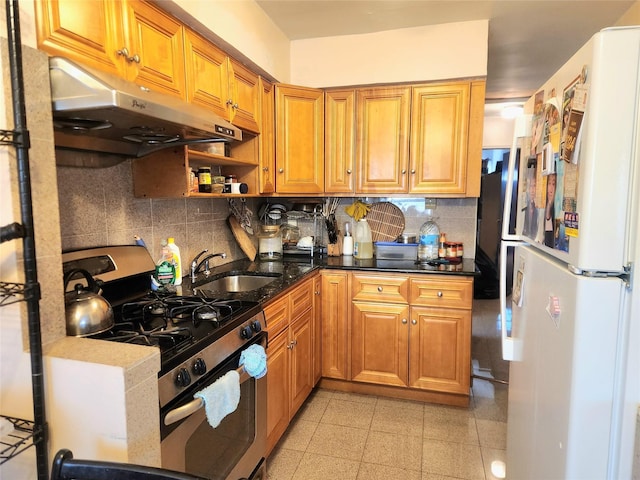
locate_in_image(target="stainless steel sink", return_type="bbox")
[196,273,281,293]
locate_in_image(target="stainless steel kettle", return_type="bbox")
[64,269,114,337]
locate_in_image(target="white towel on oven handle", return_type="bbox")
[193,369,240,428]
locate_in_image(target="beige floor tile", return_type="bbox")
[375,395,425,412]
[295,393,330,423]
[476,419,507,449]
[312,387,336,399]
[320,398,375,429]
[423,404,479,445]
[266,447,304,480]
[422,439,485,480]
[370,402,424,437]
[481,447,507,480]
[279,418,318,452]
[362,430,423,471]
[306,423,369,461]
[357,462,422,480]
[291,452,360,480]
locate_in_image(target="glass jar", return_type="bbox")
[197,167,212,193]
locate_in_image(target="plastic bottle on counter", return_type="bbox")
[154,239,175,285]
[342,222,354,256]
[354,218,373,259]
[167,237,182,285]
[417,210,440,264]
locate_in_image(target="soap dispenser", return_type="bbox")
[342,222,353,256]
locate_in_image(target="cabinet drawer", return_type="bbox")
[352,274,409,303]
[290,277,314,319]
[409,277,473,309]
[264,295,289,336]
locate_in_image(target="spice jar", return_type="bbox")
[456,242,464,258]
[197,167,212,193]
[445,242,457,260]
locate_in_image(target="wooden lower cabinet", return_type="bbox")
[322,271,473,406]
[265,275,316,455]
[321,271,350,380]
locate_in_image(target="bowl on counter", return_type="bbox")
[397,233,417,244]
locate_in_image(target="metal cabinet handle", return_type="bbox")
[411,169,416,174]
[401,319,407,324]
[116,47,140,64]
[347,169,352,174]
[411,319,417,325]
[377,286,383,292]
[401,169,406,174]
[262,167,269,172]
[279,168,284,173]
[437,291,443,297]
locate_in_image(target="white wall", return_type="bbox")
[483,116,516,149]
[290,20,488,88]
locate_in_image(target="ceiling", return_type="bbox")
[256,0,634,102]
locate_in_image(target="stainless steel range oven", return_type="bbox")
[62,245,267,480]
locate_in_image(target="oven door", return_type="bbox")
[160,334,266,480]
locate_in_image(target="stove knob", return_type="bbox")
[192,358,207,376]
[251,321,262,333]
[240,325,254,339]
[175,368,191,387]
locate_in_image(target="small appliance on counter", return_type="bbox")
[257,224,283,260]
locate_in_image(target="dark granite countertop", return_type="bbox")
[178,255,478,306]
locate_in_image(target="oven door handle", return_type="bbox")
[164,365,251,426]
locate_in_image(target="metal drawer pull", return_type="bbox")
[402,318,407,324]
[377,286,383,292]
[164,365,250,426]
[437,291,443,297]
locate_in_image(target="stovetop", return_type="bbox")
[106,291,262,372]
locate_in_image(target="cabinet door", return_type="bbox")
[321,271,350,379]
[313,274,322,385]
[183,28,231,118]
[35,0,125,75]
[408,306,471,395]
[351,302,409,387]
[266,330,289,455]
[289,311,314,417]
[275,84,325,194]
[124,0,186,99]
[409,276,473,308]
[409,83,470,194]
[355,87,410,193]
[228,59,261,133]
[259,78,276,193]
[325,89,355,193]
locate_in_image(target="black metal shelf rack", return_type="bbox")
[0,0,49,478]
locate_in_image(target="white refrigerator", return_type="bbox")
[500,27,640,479]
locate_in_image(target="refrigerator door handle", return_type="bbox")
[500,240,522,361]
[502,114,532,241]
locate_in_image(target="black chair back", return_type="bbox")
[51,449,206,480]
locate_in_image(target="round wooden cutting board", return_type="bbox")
[227,215,257,261]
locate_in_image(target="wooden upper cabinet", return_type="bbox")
[355,86,411,194]
[228,59,261,133]
[325,89,355,193]
[410,80,485,196]
[259,78,276,193]
[183,28,230,117]
[36,0,186,99]
[183,29,260,133]
[35,0,125,75]
[124,0,185,99]
[275,84,324,194]
[409,82,470,195]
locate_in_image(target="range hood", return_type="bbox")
[49,57,242,158]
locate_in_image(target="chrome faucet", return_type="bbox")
[190,250,226,281]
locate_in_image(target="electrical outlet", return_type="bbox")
[424,198,437,209]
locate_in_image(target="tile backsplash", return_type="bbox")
[56,159,478,264]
